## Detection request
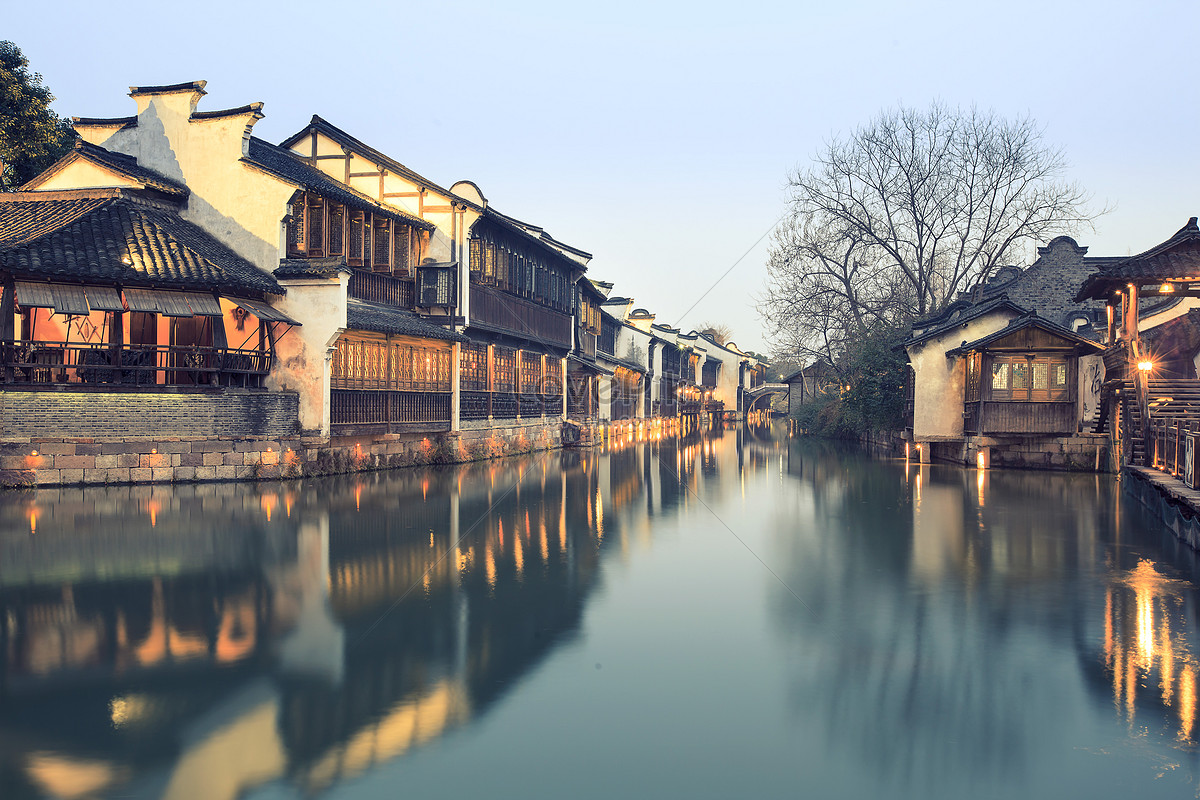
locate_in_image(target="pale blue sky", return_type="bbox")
[6,0,1196,354]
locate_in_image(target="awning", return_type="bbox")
[124,288,225,317]
[231,297,301,326]
[181,292,223,317]
[84,286,124,312]
[49,284,89,316]
[13,282,93,315]
[14,281,55,309]
[156,292,195,318]
[123,287,164,313]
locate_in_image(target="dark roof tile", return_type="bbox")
[24,140,190,198]
[0,190,282,295]
[347,299,466,342]
[275,256,349,279]
[1076,218,1200,300]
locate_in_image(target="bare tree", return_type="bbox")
[697,322,733,346]
[760,102,1101,363]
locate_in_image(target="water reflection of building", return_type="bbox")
[774,441,1200,793]
[0,425,753,799]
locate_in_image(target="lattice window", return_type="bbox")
[461,342,488,391]
[287,195,306,256]
[349,211,365,266]
[494,347,516,392]
[373,217,391,271]
[306,194,325,256]
[483,241,495,282]
[521,351,542,394]
[393,224,410,276]
[328,203,344,256]
[470,237,483,276]
[544,357,563,394]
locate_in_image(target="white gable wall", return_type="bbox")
[907,312,1017,440]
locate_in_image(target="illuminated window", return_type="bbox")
[991,362,1009,390]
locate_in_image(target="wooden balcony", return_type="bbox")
[1,340,270,388]
[349,270,415,308]
[469,284,571,347]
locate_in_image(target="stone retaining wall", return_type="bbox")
[0,414,594,489]
[926,433,1111,472]
[1,390,299,439]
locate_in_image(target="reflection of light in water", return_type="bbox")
[1106,559,1198,743]
[485,543,496,588]
[25,753,126,800]
[1181,668,1196,742]
[354,483,362,511]
[513,526,524,580]
[260,493,277,522]
[110,693,151,728]
[301,681,469,793]
[539,517,548,564]
[596,488,604,540]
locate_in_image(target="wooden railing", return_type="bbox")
[348,270,415,308]
[1148,418,1199,486]
[330,389,451,430]
[460,390,563,420]
[0,340,270,388]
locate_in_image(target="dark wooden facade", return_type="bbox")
[330,333,453,431]
[960,325,1081,435]
[458,341,564,420]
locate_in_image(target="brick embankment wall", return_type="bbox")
[1,390,299,439]
[0,403,594,488]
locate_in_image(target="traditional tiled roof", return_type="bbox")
[567,353,614,375]
[0,189,283,295]
[275,257,349,279]
[945,313,1105,356]
[1076,218,1200,300]
[914,237,1119,336]
[244,138,434,232]
[904,295,1026,349]
[596,350,646,373]
[484,208,592,266]
[347,299,467,342]
[782,360,835,383]
[21,140,189,198]
[905,235,1125,352]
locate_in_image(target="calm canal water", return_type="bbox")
[1,423,1199,799]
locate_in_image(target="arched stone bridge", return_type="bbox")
[745,382,788,412]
